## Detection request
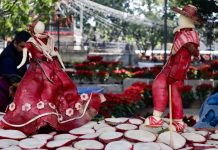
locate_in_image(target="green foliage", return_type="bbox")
[0,0,57,39]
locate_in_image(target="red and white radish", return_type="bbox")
[32,134,53,141]
[99,131,123,143]
[133,142,160,150]
[74,140,104,150]
[105,140,132,150]
[96,126,116,133]
[0,139,19,148]
[181,133,206,143]
[116,123,137,132]
[158,131,186,149]
[56,147,78,150]
[79,132,101,140]
[54,134,77,140]
[124,130,156,142]
[105,118,128,126]
[94,123,110,130]
[69,127,95,136]
[157,142,173,150]
[0,130,26,140]
[128,118,143,125]
[192,143,215,149]
[210,133,218,140]
[139,123,168,134]
[82,121,98,128]
[1,145,22,150]
[19,138,47,149]
[46,139,73,149]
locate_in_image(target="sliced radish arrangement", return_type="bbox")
[192,143,215,149]
[99,132,123,143]
[158,131,186,149]
[124,130,156,142]
[54,134,77,140]
[82,121,98,128]
[79,132,101,140]
[133,142,160,150]
[74,140,104,150]
[192,130,209,137]
[128,118,143,125]
[19,138,47,149]
[0,130,26,140]
[116,123,138,132]
[105,118,128,125]
[94,123,110,130]
[181,133,206,143]
[1,145,22,150]
[32,134,53,141]
[157,143,173,150]
[184,127,196,133]
[46,139,73,149]
[56,147,79,150]
[96,126,116,133]
[177,147,193,150]
[0,139,19,148]
[206,140,218,146]
[210,134,218,140]
[69,127,95,136]
[105,141,132,150]
[139,123,168,134]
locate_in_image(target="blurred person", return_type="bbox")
[0,31,31,112]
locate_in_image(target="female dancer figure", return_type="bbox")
[0,20,106,135]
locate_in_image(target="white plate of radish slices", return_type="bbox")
[124,130,156,142]
[99,131,123,143]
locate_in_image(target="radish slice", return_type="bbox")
[54,134,77,140]
[46,139,73,148]
[2,145,22,150]
[184,127,196,132]
[69,127,95,136]
[116,123,138,132]
[181,133,206,143]
[158,131,186,149]
[206,140,218,146]
[178,147,193,150]
[192,130,209,137]
[157,143,173,150]
[32,134,53,141]
[97,126,116,133]
[105,141,132,150]
[49,131,57,136]
[56,147,78,150]
[0,130,26,140]
[82,121,98,128]
[133,142,160,150]
[74,140,104,150]
[192,143,215,149]
[94,123,110,130]
[99,132,123,143]
[210,134,218,140]
[19,138,47,149]
[105,118,128,125]
[79,132,101,140]
[128,118,143,125]
[0,139,19,148]
[139,123,168,134]
[124,130,156,142]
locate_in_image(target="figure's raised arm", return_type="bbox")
[17,47,28,69]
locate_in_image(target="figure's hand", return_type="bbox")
[167,77,177,84]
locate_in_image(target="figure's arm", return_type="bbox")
[50,48,65,69]
[183,43,199,57]
[17,48,28,69]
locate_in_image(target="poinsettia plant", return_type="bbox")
[196,83,213,102]
[181,85,195,108]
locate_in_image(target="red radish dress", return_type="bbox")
[0,37,102,135]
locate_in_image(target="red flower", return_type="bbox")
[182,85,193,93]
[87,55,103,62]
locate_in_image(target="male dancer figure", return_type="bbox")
[145,4,201,132]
